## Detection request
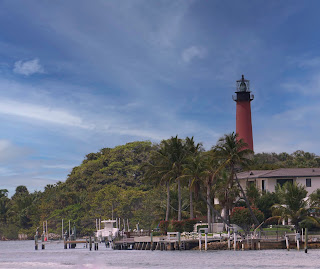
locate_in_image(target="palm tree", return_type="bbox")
[201,150,221,232]
[215,132,260,228]
[164,136,186,221]
[144,136,187,221]
[215,169,239,224]
[309,189,320,208]
[143,145,173,221]
[272,182,308,230]
[184,136,203,219]
[182,154,206,219]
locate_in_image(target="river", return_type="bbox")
[0,241,318,268]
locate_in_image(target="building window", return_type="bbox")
[306,178,312,187]
[262,180,265,191]
[276,179,293,187]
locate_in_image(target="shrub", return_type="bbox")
[300,218,320,231]
[196,224,208,232]
[159,220,169,234]
[184,219,198,232]
[230,207,264,233]
[172,220,184,233]
[152,231,162,236]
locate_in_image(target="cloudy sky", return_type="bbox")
[0,0,320,195]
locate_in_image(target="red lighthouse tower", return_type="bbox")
[233,75,254,151]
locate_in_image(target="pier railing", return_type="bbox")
[124,231,151,238]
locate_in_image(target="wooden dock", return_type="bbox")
[113,233,221,251]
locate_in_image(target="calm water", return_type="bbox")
[0,241,319,269]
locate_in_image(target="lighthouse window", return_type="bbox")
[306,178,312,187]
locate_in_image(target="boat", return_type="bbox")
[95,219,119,242]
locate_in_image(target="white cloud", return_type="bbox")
[0,99,93,129]
[42,164,75,170]
[288,55,320,68]
[0,140,32,163]
[281,72,320,96]
[253,103,320,154]
[182,46,207,63]
[13,58,44,76]
[0,167,16,176]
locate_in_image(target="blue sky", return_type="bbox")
[1,0,320,195]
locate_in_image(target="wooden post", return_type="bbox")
[41,233,45,249]
[285,235,289,251]
[228,229,231,250]
[304,228,308,253]
[89,236,92,251]
[64,233,67,249]
[296,233,300,251]
[34,235,38,250]
[258,240,261,250]
[150,232,153,251]
[233,232,236,251]
[198,232,202,251]
[205,233,208,251]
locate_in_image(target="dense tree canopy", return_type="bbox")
[1,138,320,239]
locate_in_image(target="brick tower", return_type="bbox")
[232,75,254,151]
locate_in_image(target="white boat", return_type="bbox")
[95,219,119,242]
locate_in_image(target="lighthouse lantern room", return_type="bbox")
[232,75,254,151]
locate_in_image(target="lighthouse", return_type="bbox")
[232,75,254,151]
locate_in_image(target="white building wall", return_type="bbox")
[239,177,320,196]
[266,178,278,193]
[295,177,320,195]
[239,179,247,192]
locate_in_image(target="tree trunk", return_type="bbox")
[211,195,216,224]
[178,178,182,221]
[207,184,211,233]
[199,192,229,227]
[189,178,194,219]
[234,173,261,229]
[166,181,170,221]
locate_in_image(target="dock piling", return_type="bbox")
[296,233,300,251]
[205,233,208,251]
[285,235,289,251]
[34,234,38,250]
[304,228,308,253]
